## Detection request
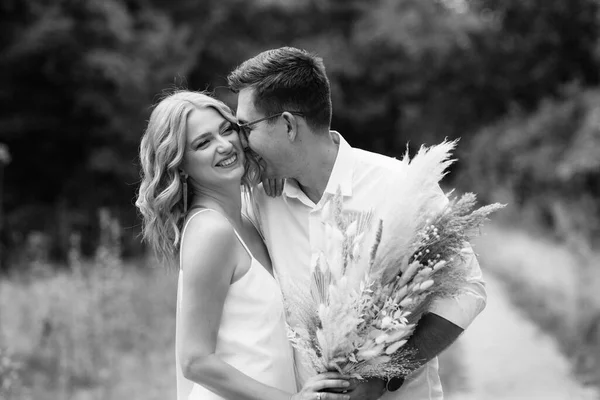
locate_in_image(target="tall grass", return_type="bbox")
[0,255,177,399]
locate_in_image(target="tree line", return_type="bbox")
[1,0,599,269]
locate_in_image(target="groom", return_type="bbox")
[229,47,486,400]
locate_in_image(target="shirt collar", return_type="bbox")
[282,131,354,200]
[282,178,304,199]
[323,131,354,197]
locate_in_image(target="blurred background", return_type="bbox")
[1,0,599,399]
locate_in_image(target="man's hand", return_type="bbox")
[347,379,386,400]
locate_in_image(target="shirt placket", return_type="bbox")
[285,187,325,274]
[308,207,322,271]
[307,194,332,272]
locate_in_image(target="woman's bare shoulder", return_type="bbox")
[180,210,238,273]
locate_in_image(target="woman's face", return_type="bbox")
[181,107,245,189]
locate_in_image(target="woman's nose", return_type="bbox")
[216,135,234,152]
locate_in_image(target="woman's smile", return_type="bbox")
[216,152,239,168]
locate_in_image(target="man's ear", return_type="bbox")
[282,112,298,142]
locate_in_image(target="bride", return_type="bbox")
[136,91,351,400]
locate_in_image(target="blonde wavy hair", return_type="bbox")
[136,90,260,265]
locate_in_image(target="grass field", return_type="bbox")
[0,256,178,400]
[2,221,599,399]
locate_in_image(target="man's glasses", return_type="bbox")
[237,111,304,137]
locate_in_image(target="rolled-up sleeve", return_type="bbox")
[428,244,487,329]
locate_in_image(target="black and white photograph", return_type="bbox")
[1,1,599,399]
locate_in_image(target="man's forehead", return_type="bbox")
[235,88,257,122]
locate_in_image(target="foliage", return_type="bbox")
[0,0,195,260]
[0,0,599,265]
[293,0,600,154]
[462,88,600,247]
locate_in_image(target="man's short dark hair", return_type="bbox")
[227,47,332,130]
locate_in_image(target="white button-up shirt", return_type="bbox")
[246,132,487,400]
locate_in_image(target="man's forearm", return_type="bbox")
[375,313,464,394]
[406,312,463,366]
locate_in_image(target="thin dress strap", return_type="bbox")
[181,207,254,263]
[230,226,253,260]
[179,208,212,270]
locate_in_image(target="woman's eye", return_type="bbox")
[196,140,209,149]
[221,125,235,135]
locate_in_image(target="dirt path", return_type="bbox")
[444,273,599,400]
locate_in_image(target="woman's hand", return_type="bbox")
[291,372,352,400]
[263,177,285,197]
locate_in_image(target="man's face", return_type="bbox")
[236,88,291,179]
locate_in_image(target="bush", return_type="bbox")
[461,88,600,248]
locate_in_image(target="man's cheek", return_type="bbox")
[249,138,266,156]
[246,136,257,151]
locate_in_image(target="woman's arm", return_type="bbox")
[178,212,349,400]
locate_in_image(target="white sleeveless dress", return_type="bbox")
[176,209,297,400]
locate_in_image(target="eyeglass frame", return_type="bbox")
[236,111,305,137]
